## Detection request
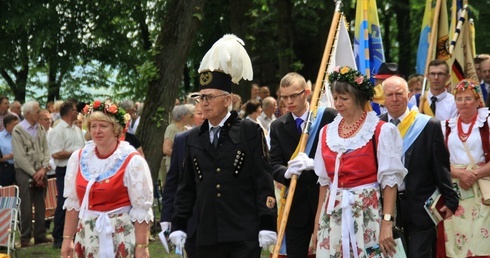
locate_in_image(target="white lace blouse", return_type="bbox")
[442,108,490,165]
[314,111,407,188]
[63,141,154,223]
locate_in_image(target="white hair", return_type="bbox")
[21,100,39,115]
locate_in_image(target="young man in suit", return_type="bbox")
[269,72,337,257]
[381,76,458,257]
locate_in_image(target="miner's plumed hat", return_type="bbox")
[198,34,253,93]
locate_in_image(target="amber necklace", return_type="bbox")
[457,114,477,142]
[95,141,119,159]
[339,112,367,138]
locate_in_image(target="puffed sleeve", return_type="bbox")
[314,127,330,186]
[377,122,407,188]
[63,150,82,211]
[124,154,154,223]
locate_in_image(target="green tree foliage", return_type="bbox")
[1,0,490,179]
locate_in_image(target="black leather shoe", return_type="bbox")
[53,241,62,249]
[34,236,53,245]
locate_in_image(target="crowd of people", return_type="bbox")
[163,52,490,258]
[0,97,154,258]
[1,32,490,258]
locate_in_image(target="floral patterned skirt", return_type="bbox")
[443,180,490,257]
[74,213,136,258]
[316,185,382,258]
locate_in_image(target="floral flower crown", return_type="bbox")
[453,79,484,107]
[453,79,480,94]
[329,66,374,98]
[82,100,130,128]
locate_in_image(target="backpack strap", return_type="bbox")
[480,120,490,163]
[444,120,450,148]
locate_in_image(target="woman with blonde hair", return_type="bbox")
[61,100,153,258]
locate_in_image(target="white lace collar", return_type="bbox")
[79,141,135,181]
[326,111,379,153]
[448,108,490,129]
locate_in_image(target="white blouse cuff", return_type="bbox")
[129,207,154,224]
[379,174,403,189]
[63,198,81,211]
[317,176,330,186]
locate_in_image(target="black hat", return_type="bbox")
[198,34,253,93]
[199,70,233,93]
[373,63,399,79]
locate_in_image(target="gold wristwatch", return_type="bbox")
[383,214,394,222]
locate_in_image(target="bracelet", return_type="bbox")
[135,244,148,248]
[62,235,74,239]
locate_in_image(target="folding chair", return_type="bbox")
[44,178,57,220]
[0,185,20,257]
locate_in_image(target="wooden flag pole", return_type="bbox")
[271,1,342,257]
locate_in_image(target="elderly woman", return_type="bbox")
[311,66,407,257]
[440,79,490,257]
[61,100,153,258]
[160,104,193,184]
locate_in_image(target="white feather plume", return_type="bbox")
[198,34,253,84]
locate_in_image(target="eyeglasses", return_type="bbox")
[428,72,448,78]
[280,90,305,101]
[455,97,476,103]
[196,93,229,103]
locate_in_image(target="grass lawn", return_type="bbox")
[2,200,272,257]
[13,241,181,258]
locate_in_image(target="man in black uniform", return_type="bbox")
[170,34,277,258]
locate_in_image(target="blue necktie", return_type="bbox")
[295,118,304,134]
[481,83,488,103]
[211,126,221,148]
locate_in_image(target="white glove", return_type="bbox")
[284,152,314,179]
[258,230,277,250]
[169,230,187,251]
[160,222,171,233]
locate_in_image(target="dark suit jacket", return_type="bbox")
[380,113,458,228]
[172,111,276,246]
[269,108,337,227]
[161,130,197,237]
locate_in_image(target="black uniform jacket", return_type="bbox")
[269,108,337,227]
[172,111,277,246]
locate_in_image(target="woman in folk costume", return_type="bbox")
[60,100,153,258]
[311,66,407,257]
[440,79,490,257]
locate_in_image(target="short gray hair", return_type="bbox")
[119,100,135,111]
[262,96,276,110]
[22,100,39,115]
[184,104,195,114]
[172,105,192,121]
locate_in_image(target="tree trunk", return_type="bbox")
[394,0,411,77]
[1,30,29,103]
[47,63,61,102]
[276,0,294,77]
[138,0,206,184]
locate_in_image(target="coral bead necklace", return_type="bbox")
[339,112,367,138]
